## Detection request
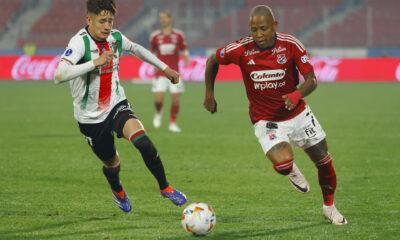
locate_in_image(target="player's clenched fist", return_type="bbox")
[93,50,117,67]
[163,67,180,84]
[203,97,217,114]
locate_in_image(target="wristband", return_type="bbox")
[287,90,302,107]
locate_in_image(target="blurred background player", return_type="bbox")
[204,5,347,225]
[54,0,187,213]
[150,11,190,133]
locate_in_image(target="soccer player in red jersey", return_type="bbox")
[204,5,347,225]
[150,11,190,132]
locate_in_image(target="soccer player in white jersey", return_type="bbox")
[150,11,190,132]
[204,5,347,225]
[54,0,187,212]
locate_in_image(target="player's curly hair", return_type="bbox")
[87,0,117,15]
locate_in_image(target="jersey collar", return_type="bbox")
[254,33,277,51]
[85,26,107,43]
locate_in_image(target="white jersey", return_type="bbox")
[60,28,139,123]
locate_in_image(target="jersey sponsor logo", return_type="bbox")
[301,55,310,63]
[65,49,73,56]
[250,69,286,82]
[159,43,176,55]
[244,49,260,56]
[247,59,255,65]
[277,54,287,64]
[90,49,99,53]
[272,46,286,55]
[220,48,226,58]
[254,81,286,90]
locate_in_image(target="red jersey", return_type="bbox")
[150,29,187,77]
[215,32,313,123]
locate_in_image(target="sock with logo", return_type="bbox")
[273,158,293,175]
[129,130,169,190]
[314,154,336,206]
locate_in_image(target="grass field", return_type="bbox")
[0,81,399,239]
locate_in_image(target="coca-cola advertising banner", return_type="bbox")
[1,55,400,82]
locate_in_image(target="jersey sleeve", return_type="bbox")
[215,42,241,65]
[121,32,134,52]
[291,38,313,75]
[178,32,188,51]
[60,36,85,65]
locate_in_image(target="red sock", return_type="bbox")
[273,158,293,175]
[155,101,163,113]
[170,104,179,123]
[315,154,336,206]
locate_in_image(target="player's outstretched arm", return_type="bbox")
[130,43,168,72]
[163,67,180,84]
[54,50,116,84]
[282,70,318,111]
[204,53,219,114]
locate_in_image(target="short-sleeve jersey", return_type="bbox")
[60,27,134,124]
[150,29,187,77]
[215,32,313,123]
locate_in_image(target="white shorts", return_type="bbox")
[254,105,326,154]
[152,76,184,93]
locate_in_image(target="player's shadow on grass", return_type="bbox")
[0,215,140,239]
[162,222,326,240]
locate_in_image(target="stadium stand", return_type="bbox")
[0,0,22,32]
[305,0,400,47]
[18,0,143,48]
[191,0,341,48]
[0,0,397,52]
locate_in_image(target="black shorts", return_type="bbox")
[78,99,137,161]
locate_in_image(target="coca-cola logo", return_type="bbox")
[310,57,341,82]
[396,63,400,82]
[250,69,285,82]
[11,55,61,80]
[138,56,207,82]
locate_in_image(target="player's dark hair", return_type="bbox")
[159,10,171,18]
[87,0,117,15]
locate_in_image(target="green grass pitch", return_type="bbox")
[0,81,399,239]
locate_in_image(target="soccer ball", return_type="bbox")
[181,202,216,236]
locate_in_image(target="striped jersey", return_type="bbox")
[215,32,313,123]
[150,29,187,77]
[60,27,134,124]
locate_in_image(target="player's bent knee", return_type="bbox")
[266,142,293,164]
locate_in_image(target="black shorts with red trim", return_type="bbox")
[78,99,137,161]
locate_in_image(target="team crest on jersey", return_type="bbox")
[277,54,287,64]
[301,55,310,63]
[269,133,277,140]
[220,48,226,58]
[65,49,73,56]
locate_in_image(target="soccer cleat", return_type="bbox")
[323,204,348,225]
[112,189,132,213]
[153,113,162,128]
[160,186,187,206]
[287,163,310,193]
[168,122,182,133]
